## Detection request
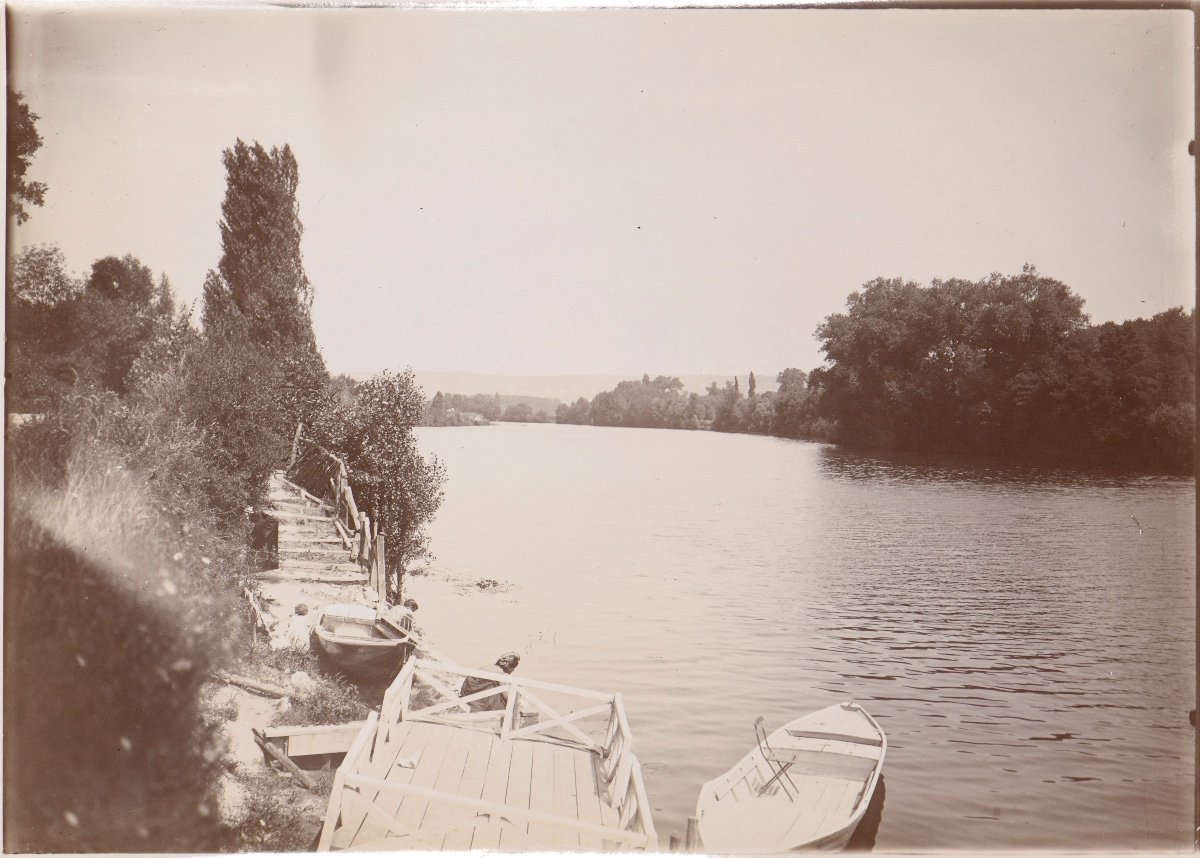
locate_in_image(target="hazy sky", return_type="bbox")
[9,5,1195,378]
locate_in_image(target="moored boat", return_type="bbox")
[311,602,415,679]
[695,701,886,853]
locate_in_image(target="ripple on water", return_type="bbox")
[412,425,1195,851]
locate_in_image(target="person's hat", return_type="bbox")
[497,652,520,667]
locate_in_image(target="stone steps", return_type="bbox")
[255,570,366,585]
[276,561,360,573]
[265,471,366,590]
[278,535,345,546]
[270,509,335,523]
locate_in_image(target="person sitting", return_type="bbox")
[459,652,520,712]
[382,599,419,637]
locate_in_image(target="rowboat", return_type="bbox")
[312,603,415,679]
[695,702,886,853]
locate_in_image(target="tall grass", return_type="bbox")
[5,393,245,852]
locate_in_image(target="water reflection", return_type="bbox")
[844,777,886,852]
[818,445,1186,489]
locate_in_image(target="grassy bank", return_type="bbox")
[4,398,368,852]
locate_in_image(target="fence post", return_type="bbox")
[684,817,700,852]
[376,532,387,603]
[358,514,370,568]
[287,422,303,471]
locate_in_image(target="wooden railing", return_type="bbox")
[284,426,386,600]
[317,658,657,851]
[286,429,359,537]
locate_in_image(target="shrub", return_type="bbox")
[272,676,369,728]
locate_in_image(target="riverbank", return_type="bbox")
[200,637,368,850]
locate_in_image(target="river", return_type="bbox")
[405,423,1195,851]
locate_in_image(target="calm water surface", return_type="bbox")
[407,423,1195,852]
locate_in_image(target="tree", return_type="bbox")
[87,254,156,305]
[201,140,315,349]
[712,378,743,433]
[813,268,1090,452]
[154,273,176,319]
[501,403,535,423]
[7,245,81,409]
[7,88,47,224]
[10,244,78,305]
[339,370,447,596]
[771,368,814,438]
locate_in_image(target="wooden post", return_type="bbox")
[358,513,370,567]
[669,832,682,852]
[376,532,387,602]
[252,728,319,791]
[287,423,303,471]
[684,817,700,852]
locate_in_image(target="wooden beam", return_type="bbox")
[262,721,367,756]
[214,670,287,698]
[253,728,319,791]
[342,773,649,846]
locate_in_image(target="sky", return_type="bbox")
[8,4,1195,380]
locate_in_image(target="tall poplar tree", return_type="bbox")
[201,140,316,350]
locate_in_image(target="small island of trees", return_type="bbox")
[554,268,1194,473]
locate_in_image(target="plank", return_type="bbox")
[418,726,475,846]
[346,721,433,846]
[575,751,606,851]
[263,721,366,756]
[499,741,535,849]
[527,741,559,847]
[440,729,496,851]
[784,728,882,747]
[472,734,516,850]
[551,744,581,850]
[385,722,456,840]
[777,776,853,848]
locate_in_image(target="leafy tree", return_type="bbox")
[154,273,176,318]
[7,87,47,224]
[7,246,81,410]
[586,375,695,429]
[87,254,156,305]
[811,268,1191,470]
[173,338,295,519]
[338,370,447,595]
[201,140,315,349]
[501,403,535,422]
[712,378,743,433]
[10,244,78,305]
[771,368,810,437]
[556,397,592,425]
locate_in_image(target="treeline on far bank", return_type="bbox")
[556,268,1195,473]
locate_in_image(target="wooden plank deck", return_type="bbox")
[331,721,617,852]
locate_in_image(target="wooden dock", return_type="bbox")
[317,658,657,852]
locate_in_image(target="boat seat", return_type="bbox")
[762,748,877,780]
[784,729,882,747]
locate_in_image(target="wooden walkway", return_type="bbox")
[329,721,624,851]
[318,659,657,852]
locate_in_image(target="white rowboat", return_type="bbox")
[695,702,886,853]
